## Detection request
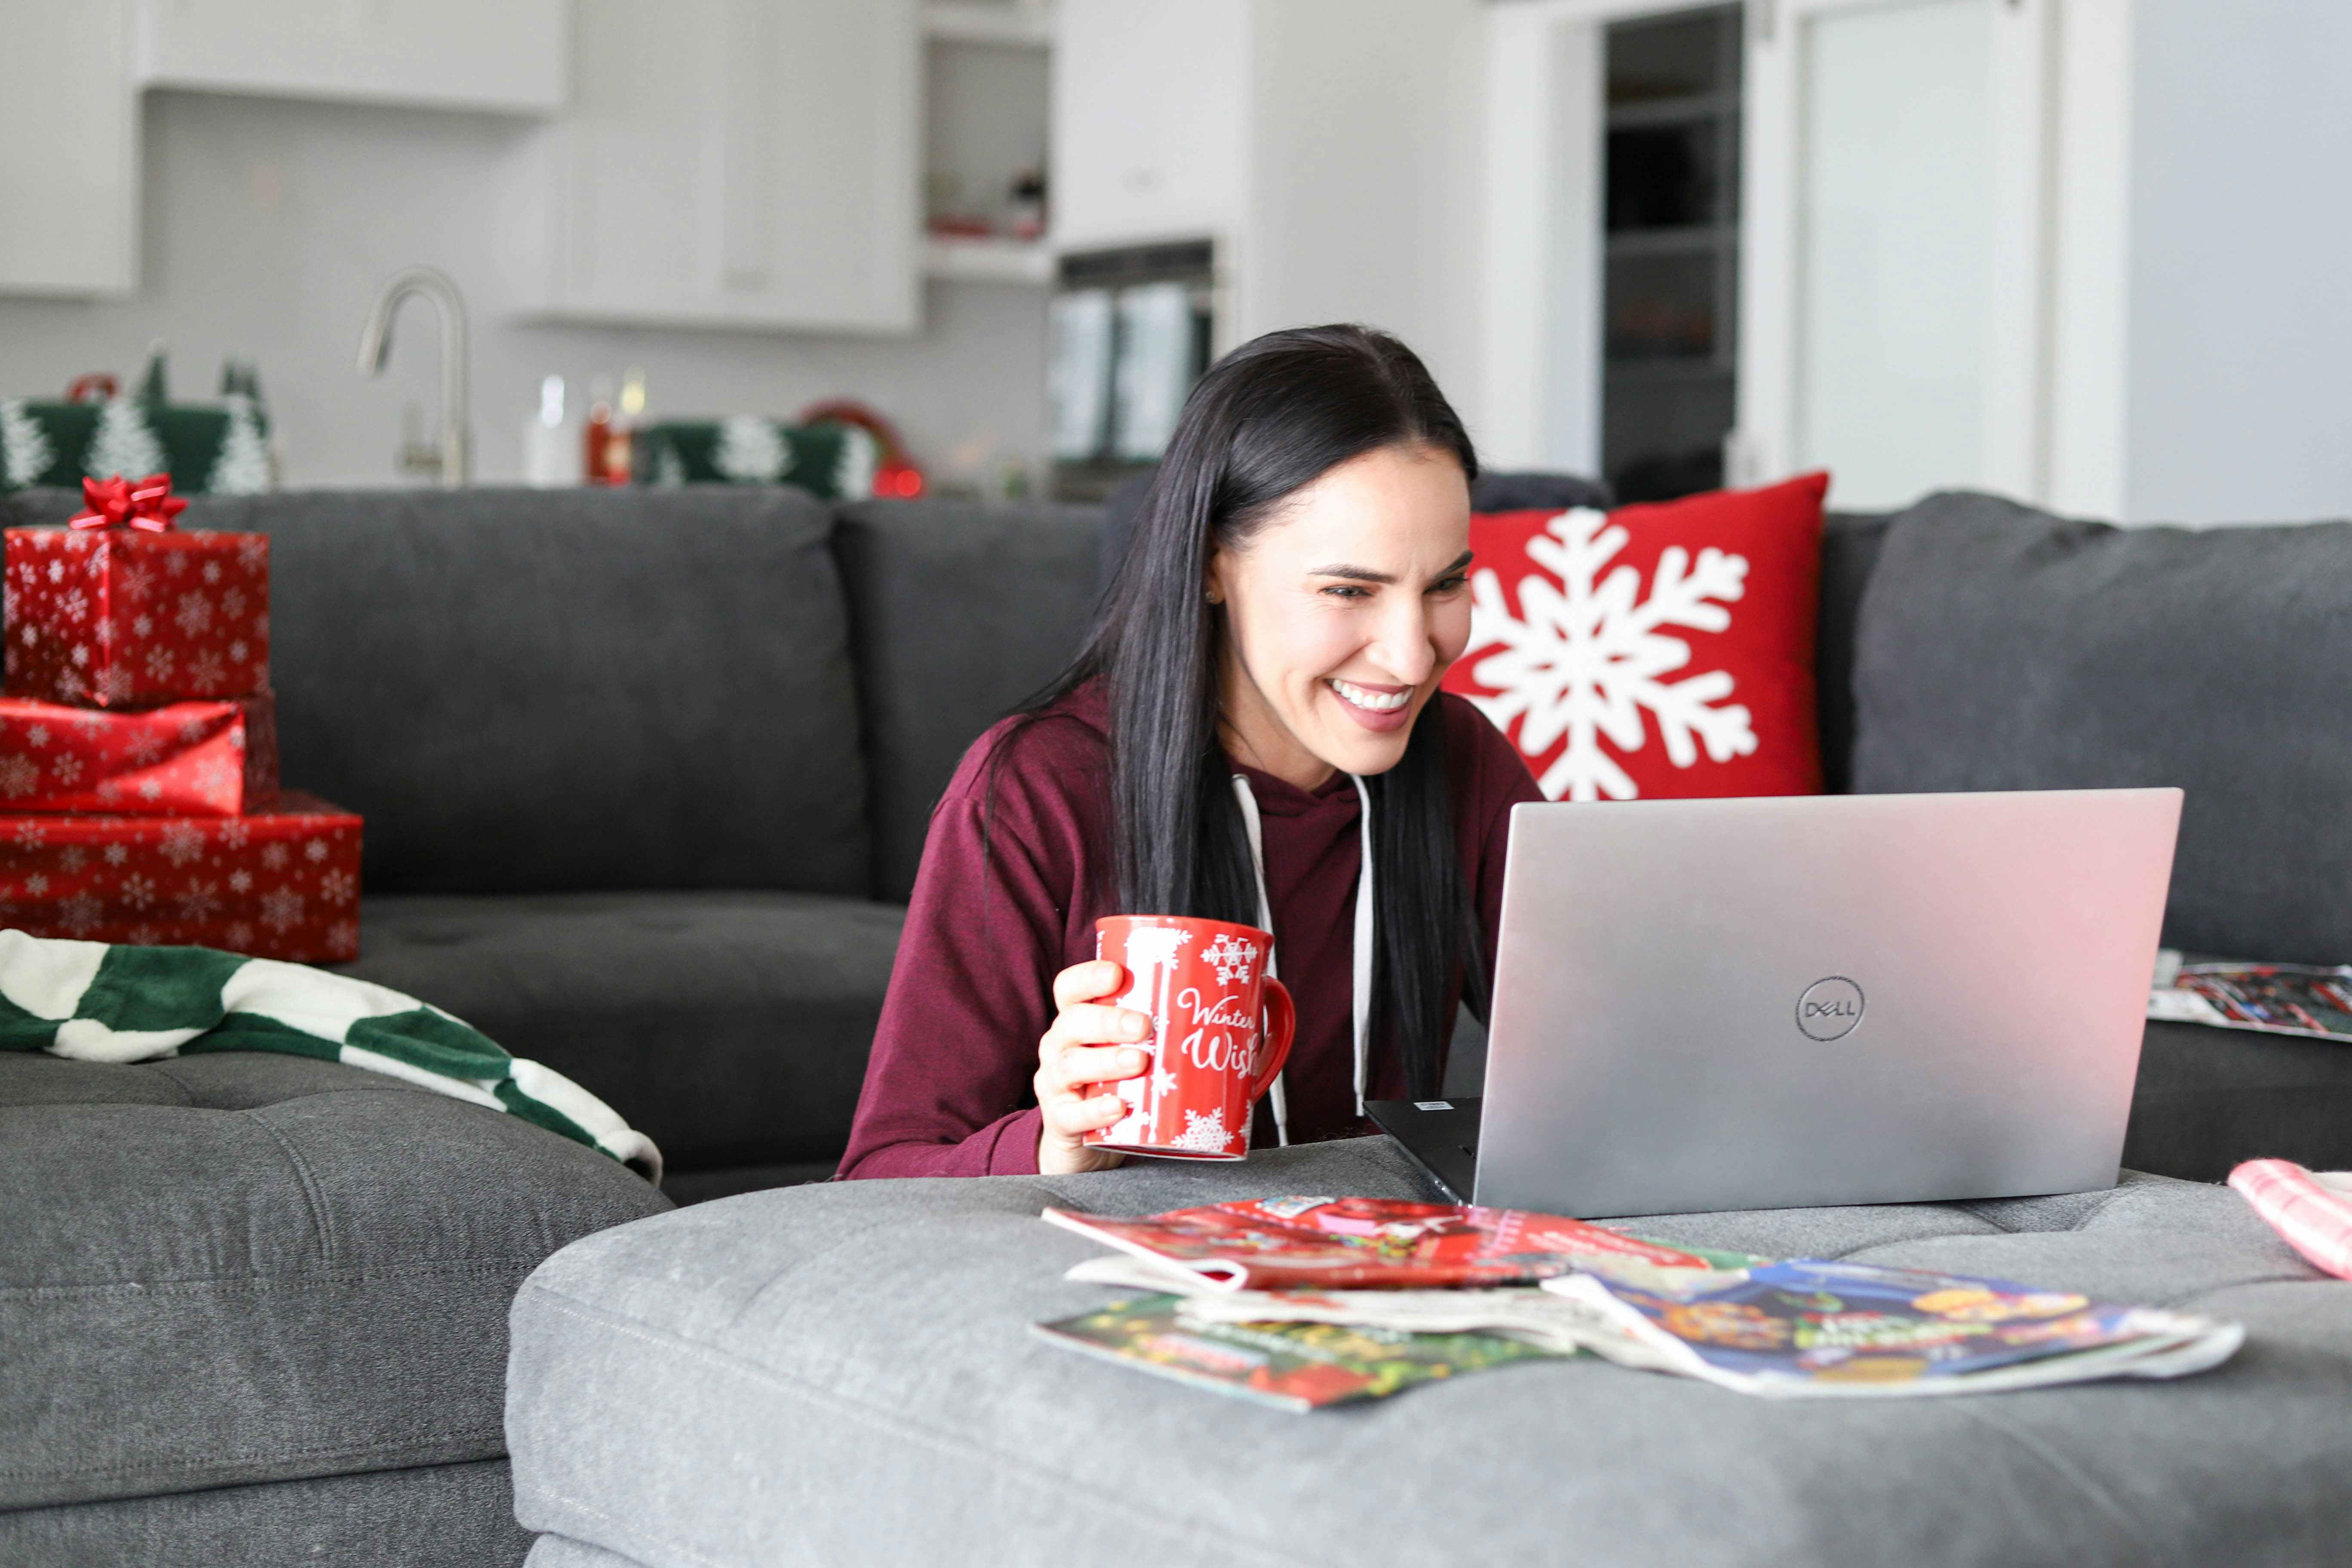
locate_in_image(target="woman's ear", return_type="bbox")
[1203,548,1229,606]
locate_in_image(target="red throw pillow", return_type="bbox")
[1444,472,1829,801]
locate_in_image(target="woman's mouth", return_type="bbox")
[1326,677,1414,733]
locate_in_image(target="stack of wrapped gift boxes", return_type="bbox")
[0,476,362,963]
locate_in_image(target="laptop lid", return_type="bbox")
[1474,789,2181,1218]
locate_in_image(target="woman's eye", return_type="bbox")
[1320,584,1372,600]
[1431,574,1470,595]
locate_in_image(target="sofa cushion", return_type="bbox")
[2126,1019,2352,1181]
[2,485,872,897]
[832,500,1102,902]
[1851,491,2352,961]
[1813,510,1890,793]
[0,1051,667,1510]
[506,1137,2350,1568]
[340,891,903,1175]
[0,1457,530,1568]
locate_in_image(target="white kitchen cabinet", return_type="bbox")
[131,0,566,113]
[1052,0,1485,371]
[1052,0,1250,256]
[0,0,139,297]
[517,0,921,334]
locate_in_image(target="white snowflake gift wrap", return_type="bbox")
[0,792,361,964]
[1445,476,1830,803]
[3,522,271,709]
[0,692,276,815]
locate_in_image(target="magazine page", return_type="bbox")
[1542,1260,2243,1399]
[1032,1294,1561,1412]
[1170,1286,1681,1368]
[2148,950,2352,1040]
[1041,1196,1758,1292]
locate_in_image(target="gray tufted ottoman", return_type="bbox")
[1,1051,668,1566]
[505,1138,2352,1568]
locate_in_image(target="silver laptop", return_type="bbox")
[1370,789,2181,1217]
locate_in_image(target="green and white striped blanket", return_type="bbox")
[0,931,660,1182]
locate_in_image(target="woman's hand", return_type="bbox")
[1035,958,1153,1175]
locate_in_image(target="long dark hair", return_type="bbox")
[1030,324,1482,1099]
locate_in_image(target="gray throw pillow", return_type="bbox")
[1851,490,2352,963]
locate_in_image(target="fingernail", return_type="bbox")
[1126,1016,1148,1039]
[1120,1049,1143,1071]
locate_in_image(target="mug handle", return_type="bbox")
[1248,979,1296,1104]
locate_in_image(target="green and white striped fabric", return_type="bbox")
[0,931,659,1182]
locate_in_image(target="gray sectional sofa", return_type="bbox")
[5,479,2352,1564]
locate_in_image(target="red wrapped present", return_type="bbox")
[0,792,360,963]
[0,693,276,815]
[4,475,270,709]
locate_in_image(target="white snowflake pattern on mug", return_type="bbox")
[1200,932,1259,985]
[1169,1106,1230,1154]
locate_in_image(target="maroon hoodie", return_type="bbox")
[836,680,1542,1178]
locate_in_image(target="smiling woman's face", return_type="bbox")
[1207,442,1474,791]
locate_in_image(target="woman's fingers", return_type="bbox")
[1052,1043,1148,1092]
[1044,1088,1128,1138]
[1052,959,1128,1010]
[1035,966,1151,1152]
[1041,1002,1151,1055]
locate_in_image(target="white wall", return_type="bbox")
[2123,0,2352,525]
[1242,0,1489,420]
[0,90,1047,490]
[1476,4,1602,475]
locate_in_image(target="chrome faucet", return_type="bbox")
[356,265,470,487]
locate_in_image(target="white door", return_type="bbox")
[525,0,921,334]
[1735,0,2050,510]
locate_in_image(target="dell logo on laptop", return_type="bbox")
[1796,976,1866,1041]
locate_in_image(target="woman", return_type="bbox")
[838,325,1542,1178]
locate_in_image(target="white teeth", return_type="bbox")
[1330,678,1409,712]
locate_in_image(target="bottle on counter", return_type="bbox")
[583,375,617,485]
[1007,166,1048,242]
[524,374,582,487]
[611,367,648,485]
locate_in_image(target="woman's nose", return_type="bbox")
[1368,600,1437,686]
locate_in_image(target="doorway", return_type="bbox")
[1599,3,1742,503]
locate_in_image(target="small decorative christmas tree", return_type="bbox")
[84,397,166,483]
[209,394,271,494]
[834,424,878,499]
[0,399,56,489]
[714,414,788,484]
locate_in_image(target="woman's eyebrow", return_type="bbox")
[1306,550,1475,585]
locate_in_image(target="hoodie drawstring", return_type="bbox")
[1231,773,1377,1144]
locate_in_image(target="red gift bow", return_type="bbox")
[69,473,187,532]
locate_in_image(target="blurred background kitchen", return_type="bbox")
[1,0,2344,522]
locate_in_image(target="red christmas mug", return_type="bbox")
[1085,914,1296,1160]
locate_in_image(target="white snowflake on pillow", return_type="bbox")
[1467,507,1756,802]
